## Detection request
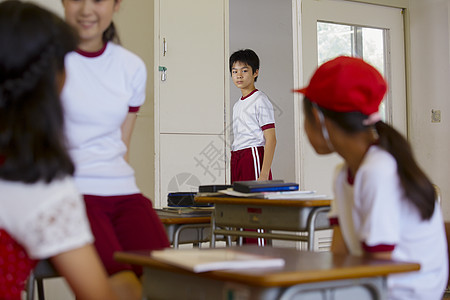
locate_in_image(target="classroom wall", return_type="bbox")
[229,0,296,183]
[409,0,450,220]
[115,0,156,201]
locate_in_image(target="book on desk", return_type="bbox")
[150,248,285,273]
[232,180,298,193]
[219,188,330,200]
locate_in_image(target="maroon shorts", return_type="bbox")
[231,146,272,183]
[84,194,170,277]
[231,147,272,245]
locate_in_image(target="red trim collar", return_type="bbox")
[347,168,355,185]
[241,89,258,100]
[75,42,108,58]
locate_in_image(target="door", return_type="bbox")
[155,0,228,207]
[157,0,225,134]
[297,0,406,196]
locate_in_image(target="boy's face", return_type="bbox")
[231,61,258,91]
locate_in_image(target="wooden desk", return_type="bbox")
[156,211,211,248]
[115,246,420,300]
[195,196,332,250]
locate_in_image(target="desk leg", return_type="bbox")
[226,228,233,246]
[238,228,244,246]
[210,210,216,248]
[173,224,210,248]
[279,277,386,300]
[307,206,331,251]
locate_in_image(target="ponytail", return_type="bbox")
[103,22,121,44]
[375,121,435,220]
[303,98,435,220]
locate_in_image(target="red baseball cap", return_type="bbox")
[293,56,387,116]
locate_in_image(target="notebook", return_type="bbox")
[151,248,285,273]
[232,180,299,193]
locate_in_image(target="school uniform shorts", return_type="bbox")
[84,193,170,277]
[231,146,272,183]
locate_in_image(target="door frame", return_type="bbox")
[292,0,411,185]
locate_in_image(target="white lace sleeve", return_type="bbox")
[17,178,94,259]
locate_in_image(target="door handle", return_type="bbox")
[159,66,167,81]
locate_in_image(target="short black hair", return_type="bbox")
[229,49,260,82]
[0,0,78,183]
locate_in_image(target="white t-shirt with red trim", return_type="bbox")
[61,42,147,196]
[329,145,448,300]
[231,89,275,151]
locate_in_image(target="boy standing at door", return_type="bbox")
[229,49,277,183]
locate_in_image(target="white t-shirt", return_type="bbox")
[329,146,448,300]
[61,42,147,196]
[0,177,93,259]
[231,89,275,151]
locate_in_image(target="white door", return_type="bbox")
[157,0,225,135]
[297,0,406,196]
[155,0,228,207]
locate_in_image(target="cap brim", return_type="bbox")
[292,87,307,94]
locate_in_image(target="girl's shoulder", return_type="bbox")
[358,146,397,179]
[106,42,145,67]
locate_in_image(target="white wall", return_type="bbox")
[409,0,450,220]
[229,0,296,182]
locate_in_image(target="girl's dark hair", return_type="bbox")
[0,0,78,183]
[103,22,121,44]
[303,97,436,220]
[229,49,260,81]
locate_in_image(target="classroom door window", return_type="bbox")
[317,22,388,123]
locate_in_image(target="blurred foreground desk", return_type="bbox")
[195,196,331,250]
[115,246,420,300]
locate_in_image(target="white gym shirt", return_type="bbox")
[231,89,275,151]
[61,42,147,196]
[330,145,448,300]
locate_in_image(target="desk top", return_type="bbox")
[195,196,331,207]
[115,246,419,287]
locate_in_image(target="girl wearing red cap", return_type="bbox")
[297,56,447,300]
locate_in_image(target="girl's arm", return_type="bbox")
[332,226,393,260]
[121,112,138,162]
[259,128,276,181]
[330,225,349,255]
[50,244,119,300]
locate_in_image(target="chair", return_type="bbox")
[26,259,60,300]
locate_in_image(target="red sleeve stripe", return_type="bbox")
[261,123,275,131]
[129,106,140,113]
[329,217,339,226]
[362,242,395,253]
